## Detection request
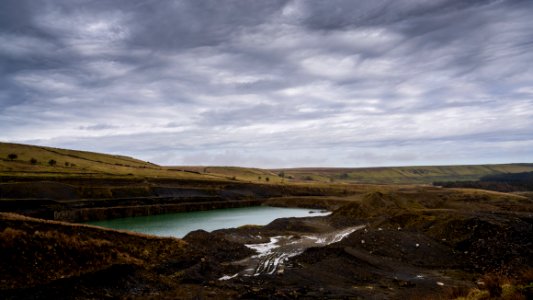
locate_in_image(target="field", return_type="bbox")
[3,142,532,186]
[1,142,291,184]
[272,164,533,184]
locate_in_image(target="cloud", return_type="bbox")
[78,123,118,131]
[1,0,532,167]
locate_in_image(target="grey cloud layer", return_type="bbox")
[1,0,532,167]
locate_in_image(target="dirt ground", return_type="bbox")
[1,188,532,299]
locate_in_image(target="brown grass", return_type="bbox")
[453,270,533,300]
[0,212,188,289]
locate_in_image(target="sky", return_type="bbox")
[1,0,532,168]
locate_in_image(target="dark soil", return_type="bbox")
[1,188,533,299]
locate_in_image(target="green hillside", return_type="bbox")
[2,142,532,184]
[271,164,533,184]
[173,166,284,183]
[0,142,285,183]
[0,142,209,180]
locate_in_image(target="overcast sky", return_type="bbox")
[1,0,532,168]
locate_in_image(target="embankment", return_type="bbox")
[0,176,366,222]
[53,199,264,222]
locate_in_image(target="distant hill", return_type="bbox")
[171,166,283,184]
[2,142,532,184]
[0,142,285,183]
[270,164,533,184]
[435,171,533,192]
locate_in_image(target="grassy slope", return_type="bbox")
[0,212,189,290]
[0,142,282,183]
[180,164,533,185]
[174,166,284,183]
[0,142,212,180]
[271,164,533,184]
[2,142,532,184]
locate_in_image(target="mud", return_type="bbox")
[224,225,364,278]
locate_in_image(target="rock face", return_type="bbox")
[52,199,264,222]
[0,177,355,222]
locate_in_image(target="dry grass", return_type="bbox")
[173,166,285,183]
[272,164,533,184]
[0,142,212,180]
[454,270,533,299]
[4,142,532,185]
[0,212,188,289]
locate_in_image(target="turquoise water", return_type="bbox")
[85,206,329,238]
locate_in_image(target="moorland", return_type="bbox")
[1,142,532,299]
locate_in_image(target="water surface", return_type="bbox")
[86,206,329,238]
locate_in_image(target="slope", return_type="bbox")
[0,142,208,180]
[271,164,533,184]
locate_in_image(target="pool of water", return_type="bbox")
[85,206,329,238]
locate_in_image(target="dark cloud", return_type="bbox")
[126,0,289,50]
[1,0,532,167]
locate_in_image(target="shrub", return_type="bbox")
[48,159,57,166]
[7,153,17,161]
[482,273,503,297]
[30,158,38,165]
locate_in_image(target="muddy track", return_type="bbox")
[221,225,366,279]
